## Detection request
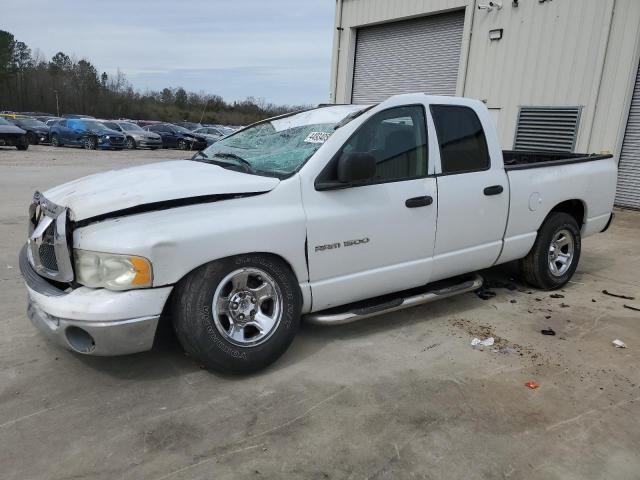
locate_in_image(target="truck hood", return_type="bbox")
[43,160,280,221]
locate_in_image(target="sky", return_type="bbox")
[1,0,335,106]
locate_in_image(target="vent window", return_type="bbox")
[514,107,581,152]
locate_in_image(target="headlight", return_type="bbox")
[104,135,110,139]
[74,249,152,290]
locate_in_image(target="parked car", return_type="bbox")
[192,126,227,146]
[0,117,28,150]
[7,116,50,144]
[101,121,162,150]
[50,118,126,150]
[174,121,202,131]
[44,118,63,128]
[19,94,617,374]
[144,123,207,150]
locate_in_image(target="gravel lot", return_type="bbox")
[1,145,640,479]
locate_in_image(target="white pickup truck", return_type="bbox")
[20,94,617,373]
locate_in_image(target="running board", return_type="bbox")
[305,274,483,326]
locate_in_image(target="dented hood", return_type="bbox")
[44,160,280,221]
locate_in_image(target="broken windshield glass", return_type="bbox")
[197,105,368,177]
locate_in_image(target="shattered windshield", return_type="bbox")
[197,105,368,177]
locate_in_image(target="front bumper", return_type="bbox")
[20,245,172,356]
[137,138,162,148]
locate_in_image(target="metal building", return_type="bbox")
[329,0,640,208]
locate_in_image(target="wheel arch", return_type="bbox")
[155,251,308,341]
[544,199,586,230]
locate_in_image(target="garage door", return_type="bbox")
[351,10,465,104]
[617,64,640,209]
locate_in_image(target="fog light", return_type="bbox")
[65,326,96,353]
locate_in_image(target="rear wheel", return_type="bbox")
[520,212,581,290]
[172,254,302,374]
[16,143,28,151]
[178,139,188,150]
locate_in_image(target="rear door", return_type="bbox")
[303,105,438,311]
[429,104,509,281]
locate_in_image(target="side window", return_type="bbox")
[340,105,428,183]
[430,105,490,174]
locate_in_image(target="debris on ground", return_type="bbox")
[541,328,556,336]
[510,299,517,304]
[471,337,495,348]
[623,304,640,312]
[524,381,540,389]
[612,339,627,348]
[592,299,597,302]
[545,315,551,319]
[475,288,496,300]
[549,293,565,299]
[560,303,570,308]
[602,290,635,300]
[493,346,519,355]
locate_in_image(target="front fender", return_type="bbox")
[72,178,308,288]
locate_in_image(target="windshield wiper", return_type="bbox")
[212,152,256,173]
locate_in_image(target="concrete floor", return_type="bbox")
[1,145,639,480]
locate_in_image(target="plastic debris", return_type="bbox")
[612,339,627,348]
[549,293,565,299]
[602,290,635,300]
[471,337,495,348]
[525,381,540,390]
[623,304,640,312]
[541,328,556,336]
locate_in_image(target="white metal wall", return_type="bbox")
[331,0,640,169]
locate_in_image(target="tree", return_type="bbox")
[161,87,174,104]
[50,51,72,73]
[175,87,187,108]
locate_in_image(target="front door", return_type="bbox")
[303,105,438,311]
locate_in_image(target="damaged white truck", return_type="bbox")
[20,94,617,373]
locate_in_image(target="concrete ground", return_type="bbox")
[1,145,639,480]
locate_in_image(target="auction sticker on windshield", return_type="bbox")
[304,131,331,144]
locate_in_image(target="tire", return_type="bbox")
[51,134,61,147]
[172,254,302,374]
[16,143,28,151]
[520,212,581,290]
[126,137,136,149]
[178,139,188,150]
[27,132,38,145]
[150,147,159,150]
[83,136,98,150]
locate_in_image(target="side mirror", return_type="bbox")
[337,152,376,183]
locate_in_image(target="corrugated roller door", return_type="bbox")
[351,10,465,104]
[617,64,640,209]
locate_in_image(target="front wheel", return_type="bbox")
[172,254,302,374]
[126,137,136,149]
[520,212,581,290]
[83,136,97,150]
[178,139,188,150]
[51,134,61,147]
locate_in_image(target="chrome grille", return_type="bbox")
[38,243,58,271]
[27,191,74,282]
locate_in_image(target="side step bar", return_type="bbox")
[305,274,483,326]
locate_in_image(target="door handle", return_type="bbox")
[405,196,433,208]
[483,185,504,196]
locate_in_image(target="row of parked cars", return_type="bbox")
[0,112,239,151]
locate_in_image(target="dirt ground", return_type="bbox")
[1,145,639,480]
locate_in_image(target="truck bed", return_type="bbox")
[503,150,613,170]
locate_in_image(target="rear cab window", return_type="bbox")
[430,105,490,175]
